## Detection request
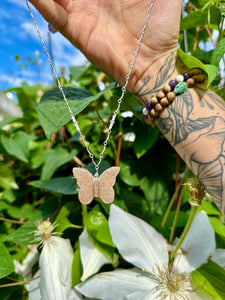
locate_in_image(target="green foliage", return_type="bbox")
[1,2,225,298]
[193,260,225,299]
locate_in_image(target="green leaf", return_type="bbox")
[202,0,221,11]
[134,125,159,158]
[6,204,35,219]
[0,165,18,190]
[204,64,218,85]
[55,202,82,232]
[5,224,37,245]
[0,241,14,279]
[37,85,113,139]
[140,177,169,215]
[192,260,225,300]
[180,6,219,30]
[69,66,89,81]
[198,200,221,215]
[1,132,35,163]
[84,210,114,248]
[178,48,208,74]
[55,217,74,233]
[211,38,225,66]
[0,116,19,129]
[71,246,83,287]
[29,176,77,195]
[209,216,225,238]
[119,160,142,187]
[41,148,77,180]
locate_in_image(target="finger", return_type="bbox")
[28,0,68,29]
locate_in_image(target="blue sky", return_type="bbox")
[0,0,87,91]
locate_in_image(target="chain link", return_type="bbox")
[26,0,155,174]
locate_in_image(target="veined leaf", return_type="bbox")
[192,260,225,300]
[1,132,35,163]
[37,85,114,139]
[180,6,219,30]
[211,38,225,66]
[0,241,14,279]
[29,176,77,195]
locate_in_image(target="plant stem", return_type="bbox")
[169,203,198,262]
[161,166,189,229]
[169,184,185,244]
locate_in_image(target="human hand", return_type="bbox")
[29,0,182,93]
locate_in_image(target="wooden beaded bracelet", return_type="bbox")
[142,69,206,125]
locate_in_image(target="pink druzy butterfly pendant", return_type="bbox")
[72,167,120,204]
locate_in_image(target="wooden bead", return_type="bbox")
[154,103,163,112]
[162,84,171,94]
[146,115,155,125]
[187,78,195,88]
[150,109,159,118]
[150,96,158,105]
[156,91,165,100]
[160,97,169,107]
[167,92,176,102]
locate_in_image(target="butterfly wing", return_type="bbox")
[99,167,120,203]
[72,168,94,204]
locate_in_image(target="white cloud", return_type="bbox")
[6,0,30,9]
[0,74,35,87]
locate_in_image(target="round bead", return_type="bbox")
[156,91,165,100]
[183,72,190,81]
[160,97,169,107]
[48,23,57,34]
[167,92,176,102]
[162,84,171,94]
[146,115,155,125]
[150,97,158,105]
[142,107,149,116]
[187,78,195,88]
[168,80,177,90]
[150,109,159,118]
[146,102,154,111]
[154,103,163,112]
[174,82,188,94]
[175,74,184,83]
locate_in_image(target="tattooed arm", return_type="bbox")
[135,53,225,214]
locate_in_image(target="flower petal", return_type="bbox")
[76,268,156,300]
[39,236,82,300]
[29,270,82,300]
[80,228,112,281]
[29,271,41,300]
[173,211,216,273]
[211,249,225,268]
[109,204,168,273]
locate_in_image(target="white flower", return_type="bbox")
[211,249,225,268]
[80,228,118,281]
[29,220,82,300]
[76,205,216,300]
[14,245,39,291]
[29,220,116,300]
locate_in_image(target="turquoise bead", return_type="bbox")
[174,82,188,94]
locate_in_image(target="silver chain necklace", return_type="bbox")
[26,0,155,204]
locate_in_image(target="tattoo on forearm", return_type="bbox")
[134,52,176,105]
[135,55,225,214]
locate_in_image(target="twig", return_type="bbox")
[115,134,123,166]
